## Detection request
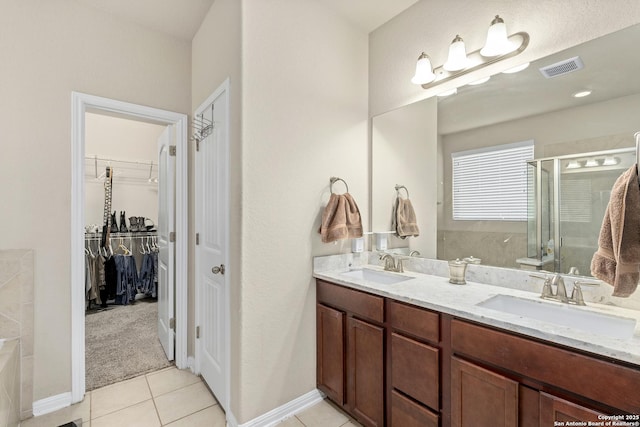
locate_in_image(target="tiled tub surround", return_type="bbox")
[0,250,34,420]
[0,339,20,427]
[313,253,640,366]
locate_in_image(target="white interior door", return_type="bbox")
[157,125,175,361]
[196,82,229,410]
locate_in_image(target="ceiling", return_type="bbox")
[315,0,420,33]
[75,0,216,41]
[75,0,419,41]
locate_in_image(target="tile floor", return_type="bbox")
[19,366,360,427]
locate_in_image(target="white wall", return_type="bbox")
[84,113,163,227]
[0,0,191,404]
[238,0,369,422]
[369,0,640,116]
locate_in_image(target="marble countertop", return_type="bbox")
[313,260,640,367]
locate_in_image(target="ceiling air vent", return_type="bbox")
[539,56,584,78]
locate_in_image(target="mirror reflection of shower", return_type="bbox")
[522,147,635,277]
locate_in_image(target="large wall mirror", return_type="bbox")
[372,23,640,278]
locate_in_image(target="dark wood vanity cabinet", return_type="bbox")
[316,304,345,404]
[450,318,640,426]
[450,356,518,427]
[388,300,441,427]
[316,280,385,427]
[317,279,640,427]
[347,317,385,426]
[539,392,606,425]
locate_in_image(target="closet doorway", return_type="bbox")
[84,113,168,390]
[71,92,188,404]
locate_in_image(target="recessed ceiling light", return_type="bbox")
[502,62,530,74]
[573,90,592,98]
[437,88,458,97]
[468,76,491,85]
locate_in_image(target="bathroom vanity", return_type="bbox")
[314,256,640,427]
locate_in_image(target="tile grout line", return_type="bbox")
[157,403,218,426]
[144,372,164,426]
[150,377,204,400]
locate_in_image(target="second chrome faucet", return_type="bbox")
[379,253,404,273]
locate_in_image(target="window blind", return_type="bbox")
[452,140,534,221]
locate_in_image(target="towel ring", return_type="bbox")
[330,177,349,194]
[395,184,410,198]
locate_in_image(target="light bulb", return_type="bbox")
[443,35,469,72]
[411,52,436,85]
[481,15,514,57]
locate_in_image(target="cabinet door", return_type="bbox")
[317,304,345,404]
[451,357,518,427]
[391,332,439,410]
[347,317,384,427]
[539,392,605,425]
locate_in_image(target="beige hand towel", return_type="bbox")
[320,193,363,243]
[591,164,640,297]
[393,196,420,239]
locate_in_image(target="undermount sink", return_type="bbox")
[340,268,412,285]
[477,294,637,340]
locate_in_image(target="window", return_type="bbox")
[452,140,534,221]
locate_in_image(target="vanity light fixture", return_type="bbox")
[585,158,600,167]
[411,52,436,85]
[566,160,581,169]
[481,15,514,57]
[411,15,529,90]
[443,35,469,71]
[602,156,620,166]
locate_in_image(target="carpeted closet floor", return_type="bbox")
[85,299,171,390]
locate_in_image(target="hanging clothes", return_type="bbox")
[114,254,139,305]
[138,252,158,298]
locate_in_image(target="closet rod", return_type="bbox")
[85,155,157,167]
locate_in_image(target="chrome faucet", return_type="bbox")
[532,273,600,306]
[409,250,421,257]
[379,253,404,273]
[541,273,568,303]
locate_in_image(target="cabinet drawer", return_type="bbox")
[389,300,439,343]
[317,280,384,323]
[392,333,439,410]
[451,319,640,413]
[391,390,439,427]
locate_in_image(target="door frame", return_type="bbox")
[70,91,188,403]
[194,79,231,411]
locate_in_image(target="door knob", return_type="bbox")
[212,264,225,275]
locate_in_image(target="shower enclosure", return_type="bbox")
[526,147,635,276]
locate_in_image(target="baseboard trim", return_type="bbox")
[32,392,72,416]
[227,389,325,427]
[187,356,196,374]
